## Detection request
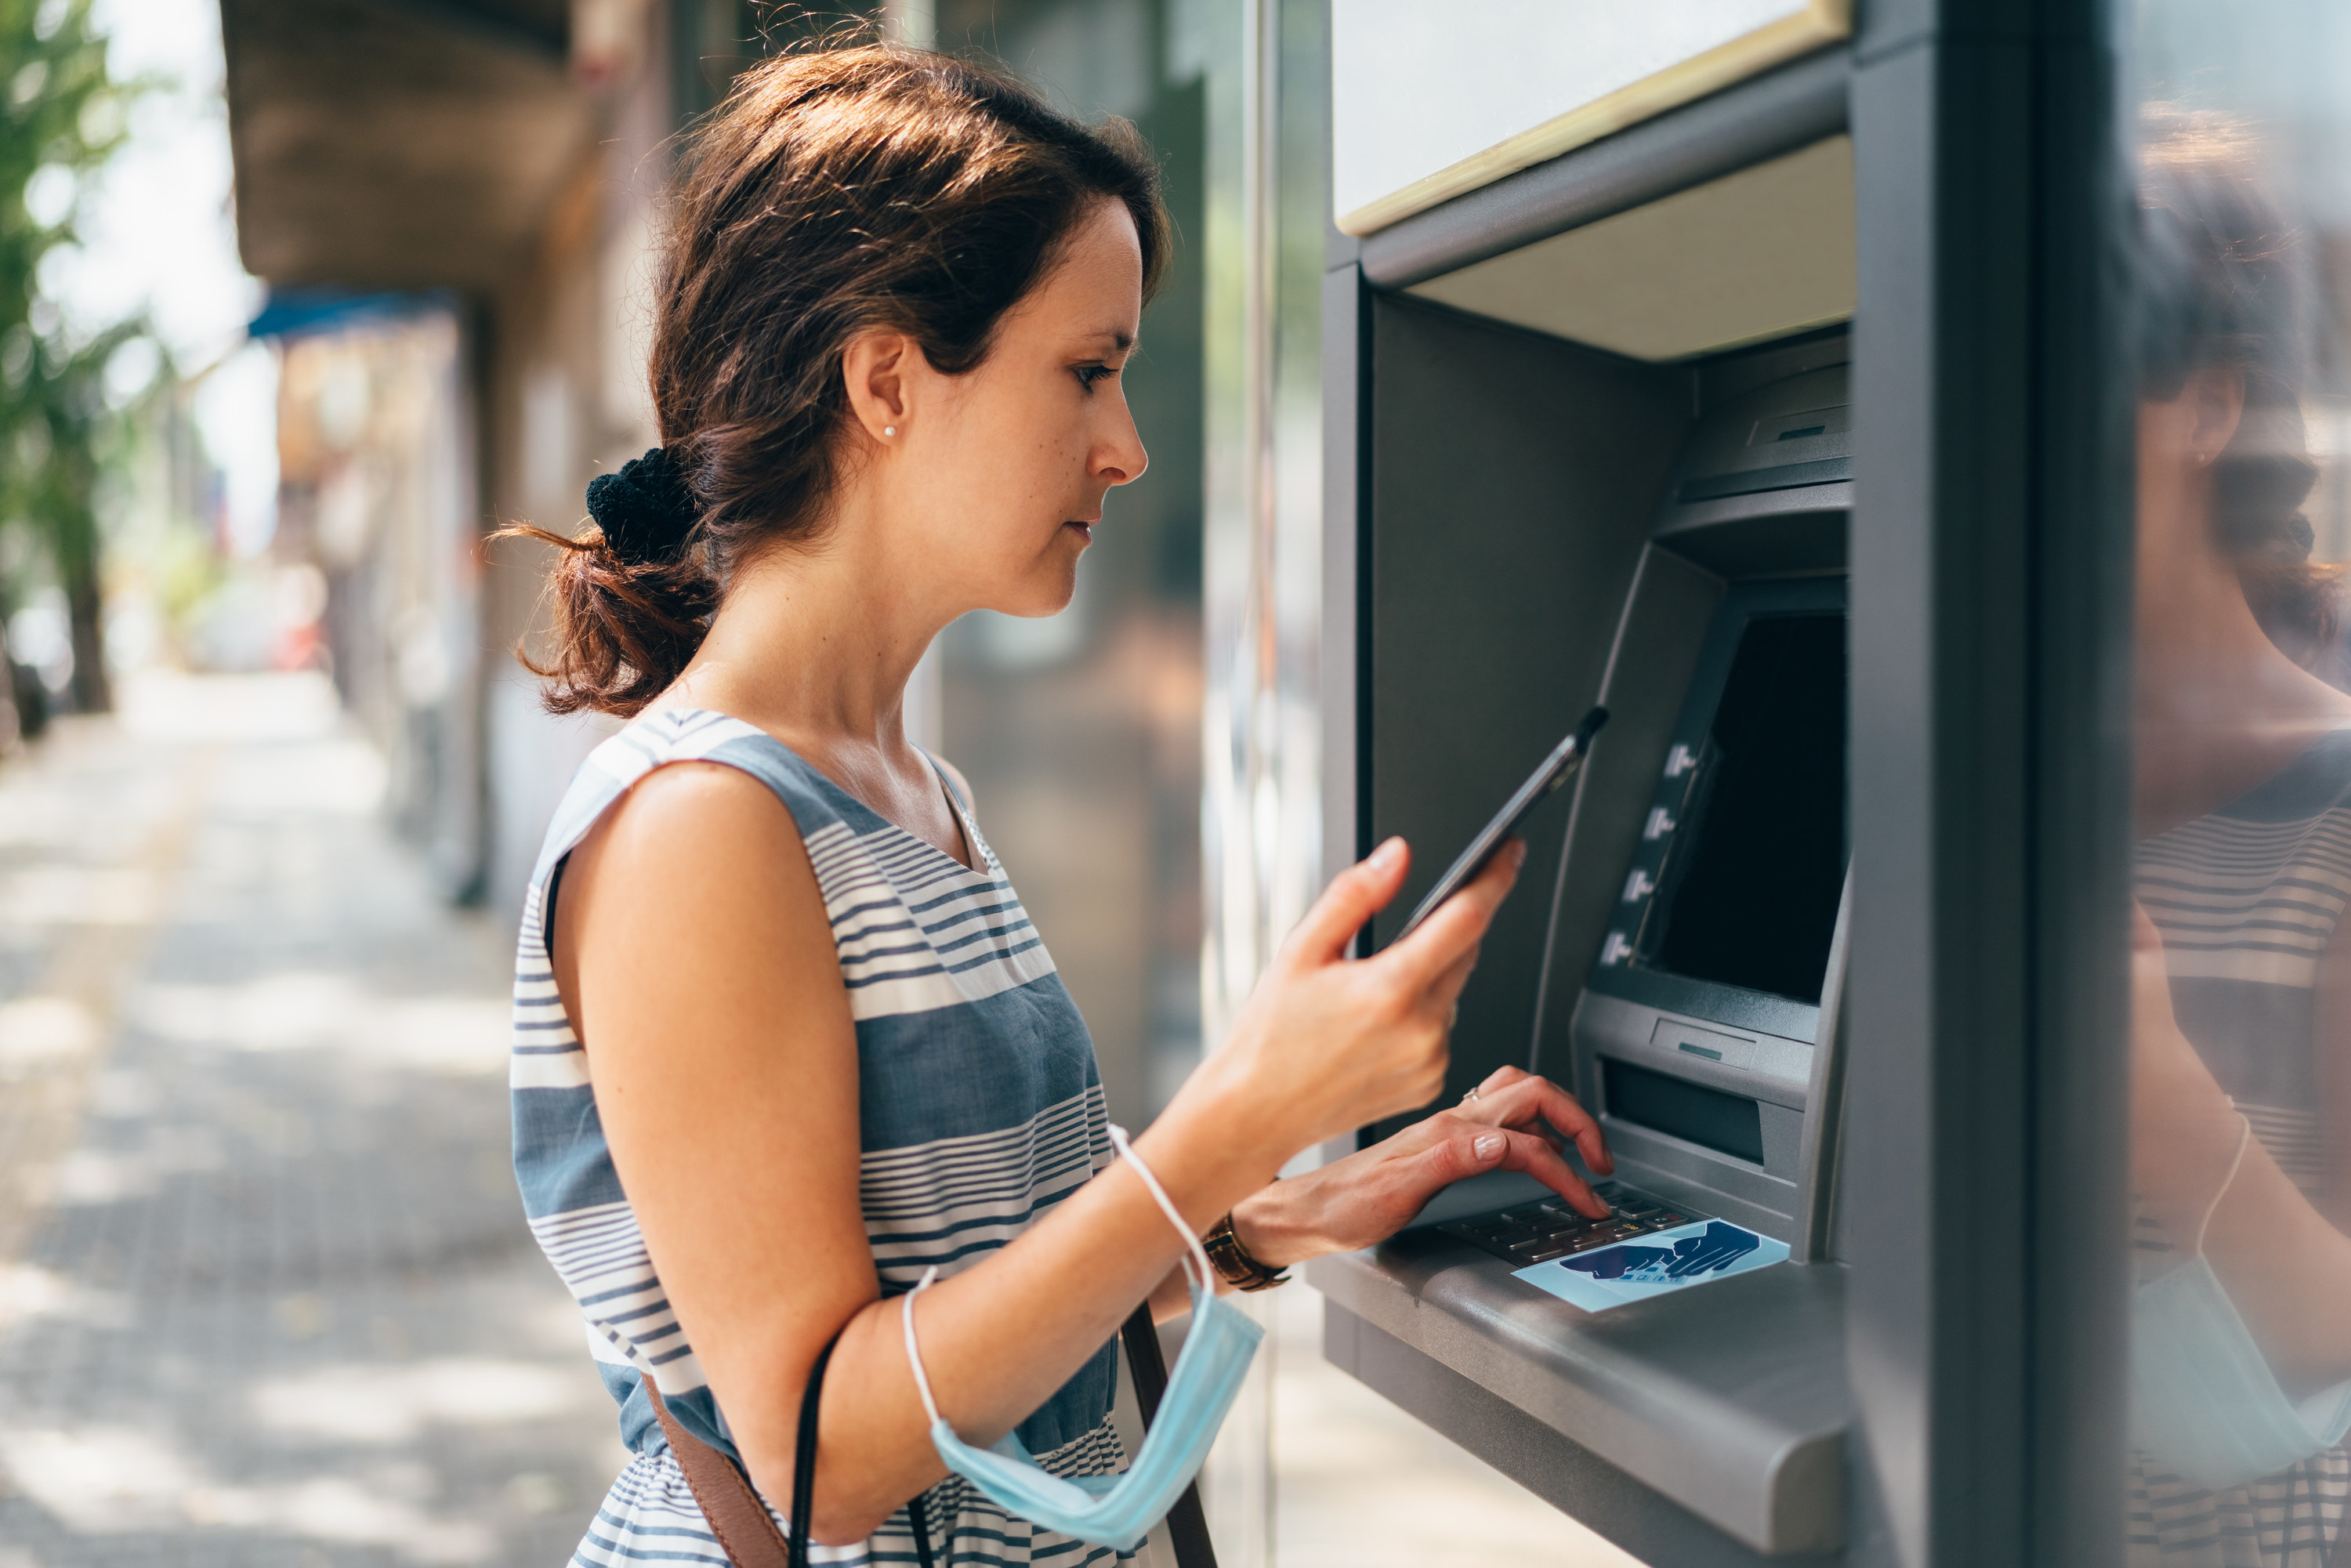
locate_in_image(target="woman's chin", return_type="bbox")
[991,578,1080,621]
[1027,563,1084,617]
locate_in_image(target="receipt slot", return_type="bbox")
[1310,9,2128,1568]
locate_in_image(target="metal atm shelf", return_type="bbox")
[1307,1239,1849,1562]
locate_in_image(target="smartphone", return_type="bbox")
[1393,705,1609,940]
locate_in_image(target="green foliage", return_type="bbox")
[0,0,149,710]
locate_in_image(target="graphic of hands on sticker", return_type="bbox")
[1561,1220,1759,1281]
[1514,1218,1789,1310]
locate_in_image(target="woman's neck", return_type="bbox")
[683,559,936,740]
[2135,555,2351,833]
[657,523,962,842]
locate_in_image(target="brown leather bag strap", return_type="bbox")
[641,1372,795,1568]
[640,1332,939,1568]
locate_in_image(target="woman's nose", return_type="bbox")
[1096,406,1149,487]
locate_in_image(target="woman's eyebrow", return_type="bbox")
[1078,328,1136,353]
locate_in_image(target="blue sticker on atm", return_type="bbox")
[1511,1219,1790,1312]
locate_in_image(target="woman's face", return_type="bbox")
[874,198,1149,621]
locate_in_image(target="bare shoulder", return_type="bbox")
[611,757,799,849]
[567,760,806,900]
[552,759,830,1014]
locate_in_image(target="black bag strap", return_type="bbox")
[787,1334,838,1566]
[643,1327,938,1568]
[908,1493,938,1567]
[1119,1305,1220,1568]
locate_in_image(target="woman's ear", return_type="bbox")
[2187,364,2247,466]
[842,330,914,444]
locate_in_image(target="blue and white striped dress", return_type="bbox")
[510,708,1137,1567]
[2132,727,2351,1567]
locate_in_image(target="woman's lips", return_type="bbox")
[1063,520,1095,541]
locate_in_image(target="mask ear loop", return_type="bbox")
[2186,1099,2254,1259]
[901,1266,948,1429]
[900,1125,1214,1436]
[1107,1123,1215,1293]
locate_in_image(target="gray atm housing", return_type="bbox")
[1310,56,1876,1548]
[1313,298,1857,1561]
[1314,14,2140,1568]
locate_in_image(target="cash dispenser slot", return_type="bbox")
[1602,1058,1766,1165]
[1312,174,1857,1555]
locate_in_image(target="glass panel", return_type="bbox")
[926,0,1208,1138]
[2126,7,2351,1557]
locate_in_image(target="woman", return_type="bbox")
[507,43,1614,1568]
[2128,114,2351,1566]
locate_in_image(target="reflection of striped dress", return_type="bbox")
[510,709,1136,1567]
[2132,730,2351,1568]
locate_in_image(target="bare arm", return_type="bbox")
[555,764,1530,1542]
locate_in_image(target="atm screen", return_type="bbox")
[1646,613,1847,1005]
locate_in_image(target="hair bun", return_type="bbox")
[586,447,697,566]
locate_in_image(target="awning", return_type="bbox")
[220,0,592,291]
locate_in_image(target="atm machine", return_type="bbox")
[1313,320,1857,1564]
[1309,6,2130,1567]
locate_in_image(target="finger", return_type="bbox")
[1402,1125,1604,1220]
[1425,940,1481,1016]
[1476,1073,1612,1175]
[1478,1064,1532,1095]
[1389,1127,1582,1230]
[1527,1076,1613,1175]
[1485,1128,1607,1218]
[1449,1064,1539,1129]
[1281,838,1410,968]
[1380,842,1526,988]
[1404,1128,1512,1198]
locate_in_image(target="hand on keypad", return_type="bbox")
[1439,1184,1691,1265]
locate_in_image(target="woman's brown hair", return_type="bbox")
[516,41,1171,716]
[2140,113,2349,686]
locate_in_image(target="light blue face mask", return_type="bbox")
[2131,1114,2351,1491]
[900,1124,1265,1552]
[2132,1253,2351,1491]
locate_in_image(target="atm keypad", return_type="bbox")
[1437,1183,1701,1266]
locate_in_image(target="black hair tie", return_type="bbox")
[585,447,697,567]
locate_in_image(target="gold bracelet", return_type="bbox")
[1204,1212,1291,1292]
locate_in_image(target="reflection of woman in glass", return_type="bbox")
[2131,115,2351,1565]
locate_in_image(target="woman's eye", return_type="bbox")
[1074,364,1114,390]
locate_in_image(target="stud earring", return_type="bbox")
[884,425,897,437]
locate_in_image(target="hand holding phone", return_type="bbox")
[1394,705,1609,940]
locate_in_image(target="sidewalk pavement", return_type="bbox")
[1266,1282,1643,1568]
[0,673,623,1567]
